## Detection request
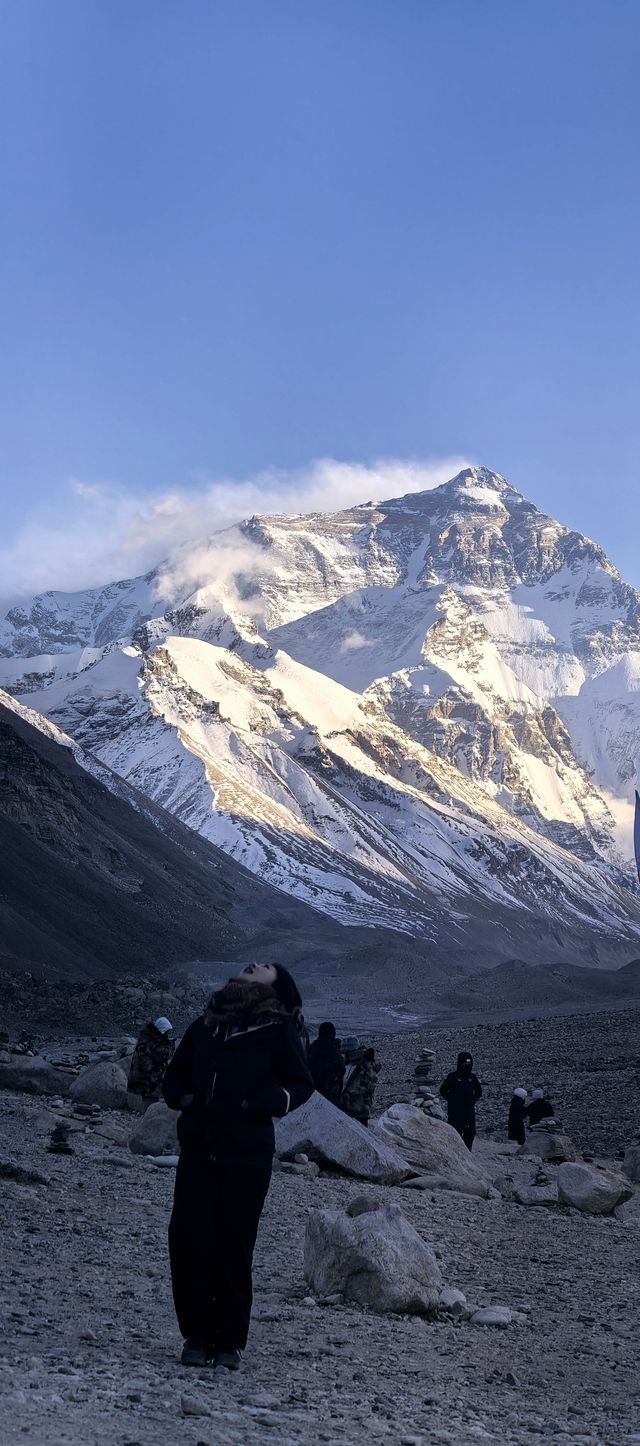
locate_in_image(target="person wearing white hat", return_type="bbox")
[508,1087,528,1145]
[526,1087,555,1127]
[127,1017,175,1107]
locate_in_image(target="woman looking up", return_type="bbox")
[162,961,313,1370]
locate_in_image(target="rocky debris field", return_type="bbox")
[1,1019,640,1446]
[373,1008,640,1159]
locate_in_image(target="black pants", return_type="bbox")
[451,1119,476,1150]
[168,1148,272,1350]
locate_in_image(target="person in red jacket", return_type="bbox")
[162,962,313,1371]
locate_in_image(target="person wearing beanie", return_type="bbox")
[508,1087,528,1145]
[127,1017,175,1107]
[162,961,313,1371]
[525,1088,555,1127]
[439,1051,483,1149]
[308,1021,345,1104]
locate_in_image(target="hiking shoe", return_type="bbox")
[214,1349,242,1371]
[181,1338,209,1367]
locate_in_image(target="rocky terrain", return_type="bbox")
[373,1007,640,1160]
[1,1005,640,1446]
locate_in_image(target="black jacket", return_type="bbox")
[526,1098,554,1126]
[162,1015,313,1162]
[439,1069,482,1127]
[508,1096,527,1144]
[308,1038,345,1104]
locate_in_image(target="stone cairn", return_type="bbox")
[409,1048,445,1120]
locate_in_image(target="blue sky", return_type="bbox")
[1,0,639,596]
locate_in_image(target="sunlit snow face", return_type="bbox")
[236,962,277,986]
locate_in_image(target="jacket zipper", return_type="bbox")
[207,1028,222,1159]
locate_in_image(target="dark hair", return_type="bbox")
[318,1021,336,1040]
[272,963,302,1013]
[363,1047,375,1062]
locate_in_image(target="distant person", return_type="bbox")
[526,1088,555,1126]
[308,1022,345,1104]
[127,1017,175,1107]
[439,1051,482,1149]
[340,1047,381,1126]
[508,1087,528,1145]
[162,962,313,1370]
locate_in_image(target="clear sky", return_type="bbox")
[1,0,639,596]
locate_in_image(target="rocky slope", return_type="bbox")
[3,467,640,978]
[0,691,432,989]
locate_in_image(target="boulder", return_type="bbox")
[614,1193,640,1227]
[622,1145,640,1184]
[512,1182,559,1207]
[0,1055,72,1097]
[372,1105,487,1182]
[519,1132,577,1164]
[557,1162,633,1215]
[70,1062,128,1111]
[275,1093,410,1184]
[129,1100,180,1156]
[304,1199,441,1314]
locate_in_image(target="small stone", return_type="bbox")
[181,1393,210,1417]
[346,1194,381,1217]
[302,1295,318,1306]
[470,1306,512,1327]
[505,1371,519,1387]
[439,1286,467,1317]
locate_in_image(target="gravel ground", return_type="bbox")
[1,1045,640,1446]
[373,1008,640,1158]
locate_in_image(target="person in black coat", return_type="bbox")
[508,1088,528,1145]
[439,1050,482,1149]
[162,962,313,1370]
[308,1022,345,1104]
[525,1088,555,1126]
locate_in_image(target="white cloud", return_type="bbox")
[0,454,473,610]
[340,630,375,653]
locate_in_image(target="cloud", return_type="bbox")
[0,454,473,610]
[340,630,375,653]
[155,529,274,613]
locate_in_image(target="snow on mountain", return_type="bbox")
[4,464,640,970]
[0,572,161,660]
[20,625,640,968]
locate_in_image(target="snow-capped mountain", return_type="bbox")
[3,465,640,971]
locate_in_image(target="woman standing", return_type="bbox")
[508,1087,528,1145]
[162,962,313,1370]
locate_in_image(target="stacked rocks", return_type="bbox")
[410,1048,445,1119]
[414,1047,435,1083]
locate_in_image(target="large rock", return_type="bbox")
[512,1182,559,1207]
[0,1055,72,1097]
[70,1061,128,1111]
[129,1101,180,1156]
[615,1193,640,1227]
[304,1199,441,1314]
[518,1132,577,1164]
[622,1145,640,1184]
[372,1105,487,1182]
[558,1162,633,1215]
[275,1093,410,1184]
